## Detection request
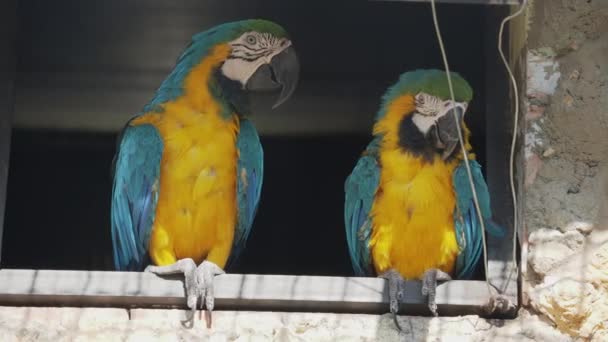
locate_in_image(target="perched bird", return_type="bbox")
[110,19,299,323]
[344,69,503,318]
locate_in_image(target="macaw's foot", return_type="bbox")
[421,268,452,316]
[145,259,225,328]
[380,269,408,332]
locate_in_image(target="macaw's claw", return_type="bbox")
[421,269,452,316]
[145,259,225,328]
[380,269,408,332]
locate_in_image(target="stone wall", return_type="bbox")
[0,307,569,342]
[523,0,608,340]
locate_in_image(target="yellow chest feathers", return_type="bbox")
[131,106,240,266]
[369,145,461,279]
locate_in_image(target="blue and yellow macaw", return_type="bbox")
[344,70,503,317]
[110,19,299,321]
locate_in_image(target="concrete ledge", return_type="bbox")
[0,269,506,317]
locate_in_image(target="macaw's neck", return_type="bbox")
[210,67,251,118]
[145,44,249,120]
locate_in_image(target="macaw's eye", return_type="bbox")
[246,35,257,45]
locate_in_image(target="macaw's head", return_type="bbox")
[374,69,473,161]
[152,19,299,115]
[215,19,299,109]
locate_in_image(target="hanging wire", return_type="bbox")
[429,0,529,297]
[497,0,529,293]
[429,0,493,296]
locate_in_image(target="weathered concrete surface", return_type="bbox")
[0,307,570,342]
[523,0,608,340]
[527,229,608,340]
[525,0,608,233]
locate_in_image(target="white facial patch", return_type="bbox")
[411,113,438,134]
[412,92,468,134]
[220,31,291,87]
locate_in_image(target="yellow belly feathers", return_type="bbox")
[369,93,462,279]
[132,108,239,269]
[370,150,460,279]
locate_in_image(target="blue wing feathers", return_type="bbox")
[344,138,381,276]
[453,160,505,279]
[111,124,163,271]
[227,119,263,268]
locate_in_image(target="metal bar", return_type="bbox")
[370,0,521,5]
[0,269,504,317]
[0,0,19,267]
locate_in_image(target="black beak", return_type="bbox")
[430,106,465,160]
[245,45,300,109]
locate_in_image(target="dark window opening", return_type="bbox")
[1,0,513,285]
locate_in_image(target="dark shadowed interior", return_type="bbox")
[1,0,512,278]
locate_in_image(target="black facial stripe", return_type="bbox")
[230,49,274,61]
[232,43,266,52]
[253,50,273,59]
[236,50,269,59]
[227,55,261,62]
[232,46,263,53]
[398,113,435,162]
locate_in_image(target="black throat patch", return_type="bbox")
[212,67,250,117]
[398,114,436,162]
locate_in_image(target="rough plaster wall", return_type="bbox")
[0,307,571,342]
[525,0,608,233]
[523,0,608,340]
